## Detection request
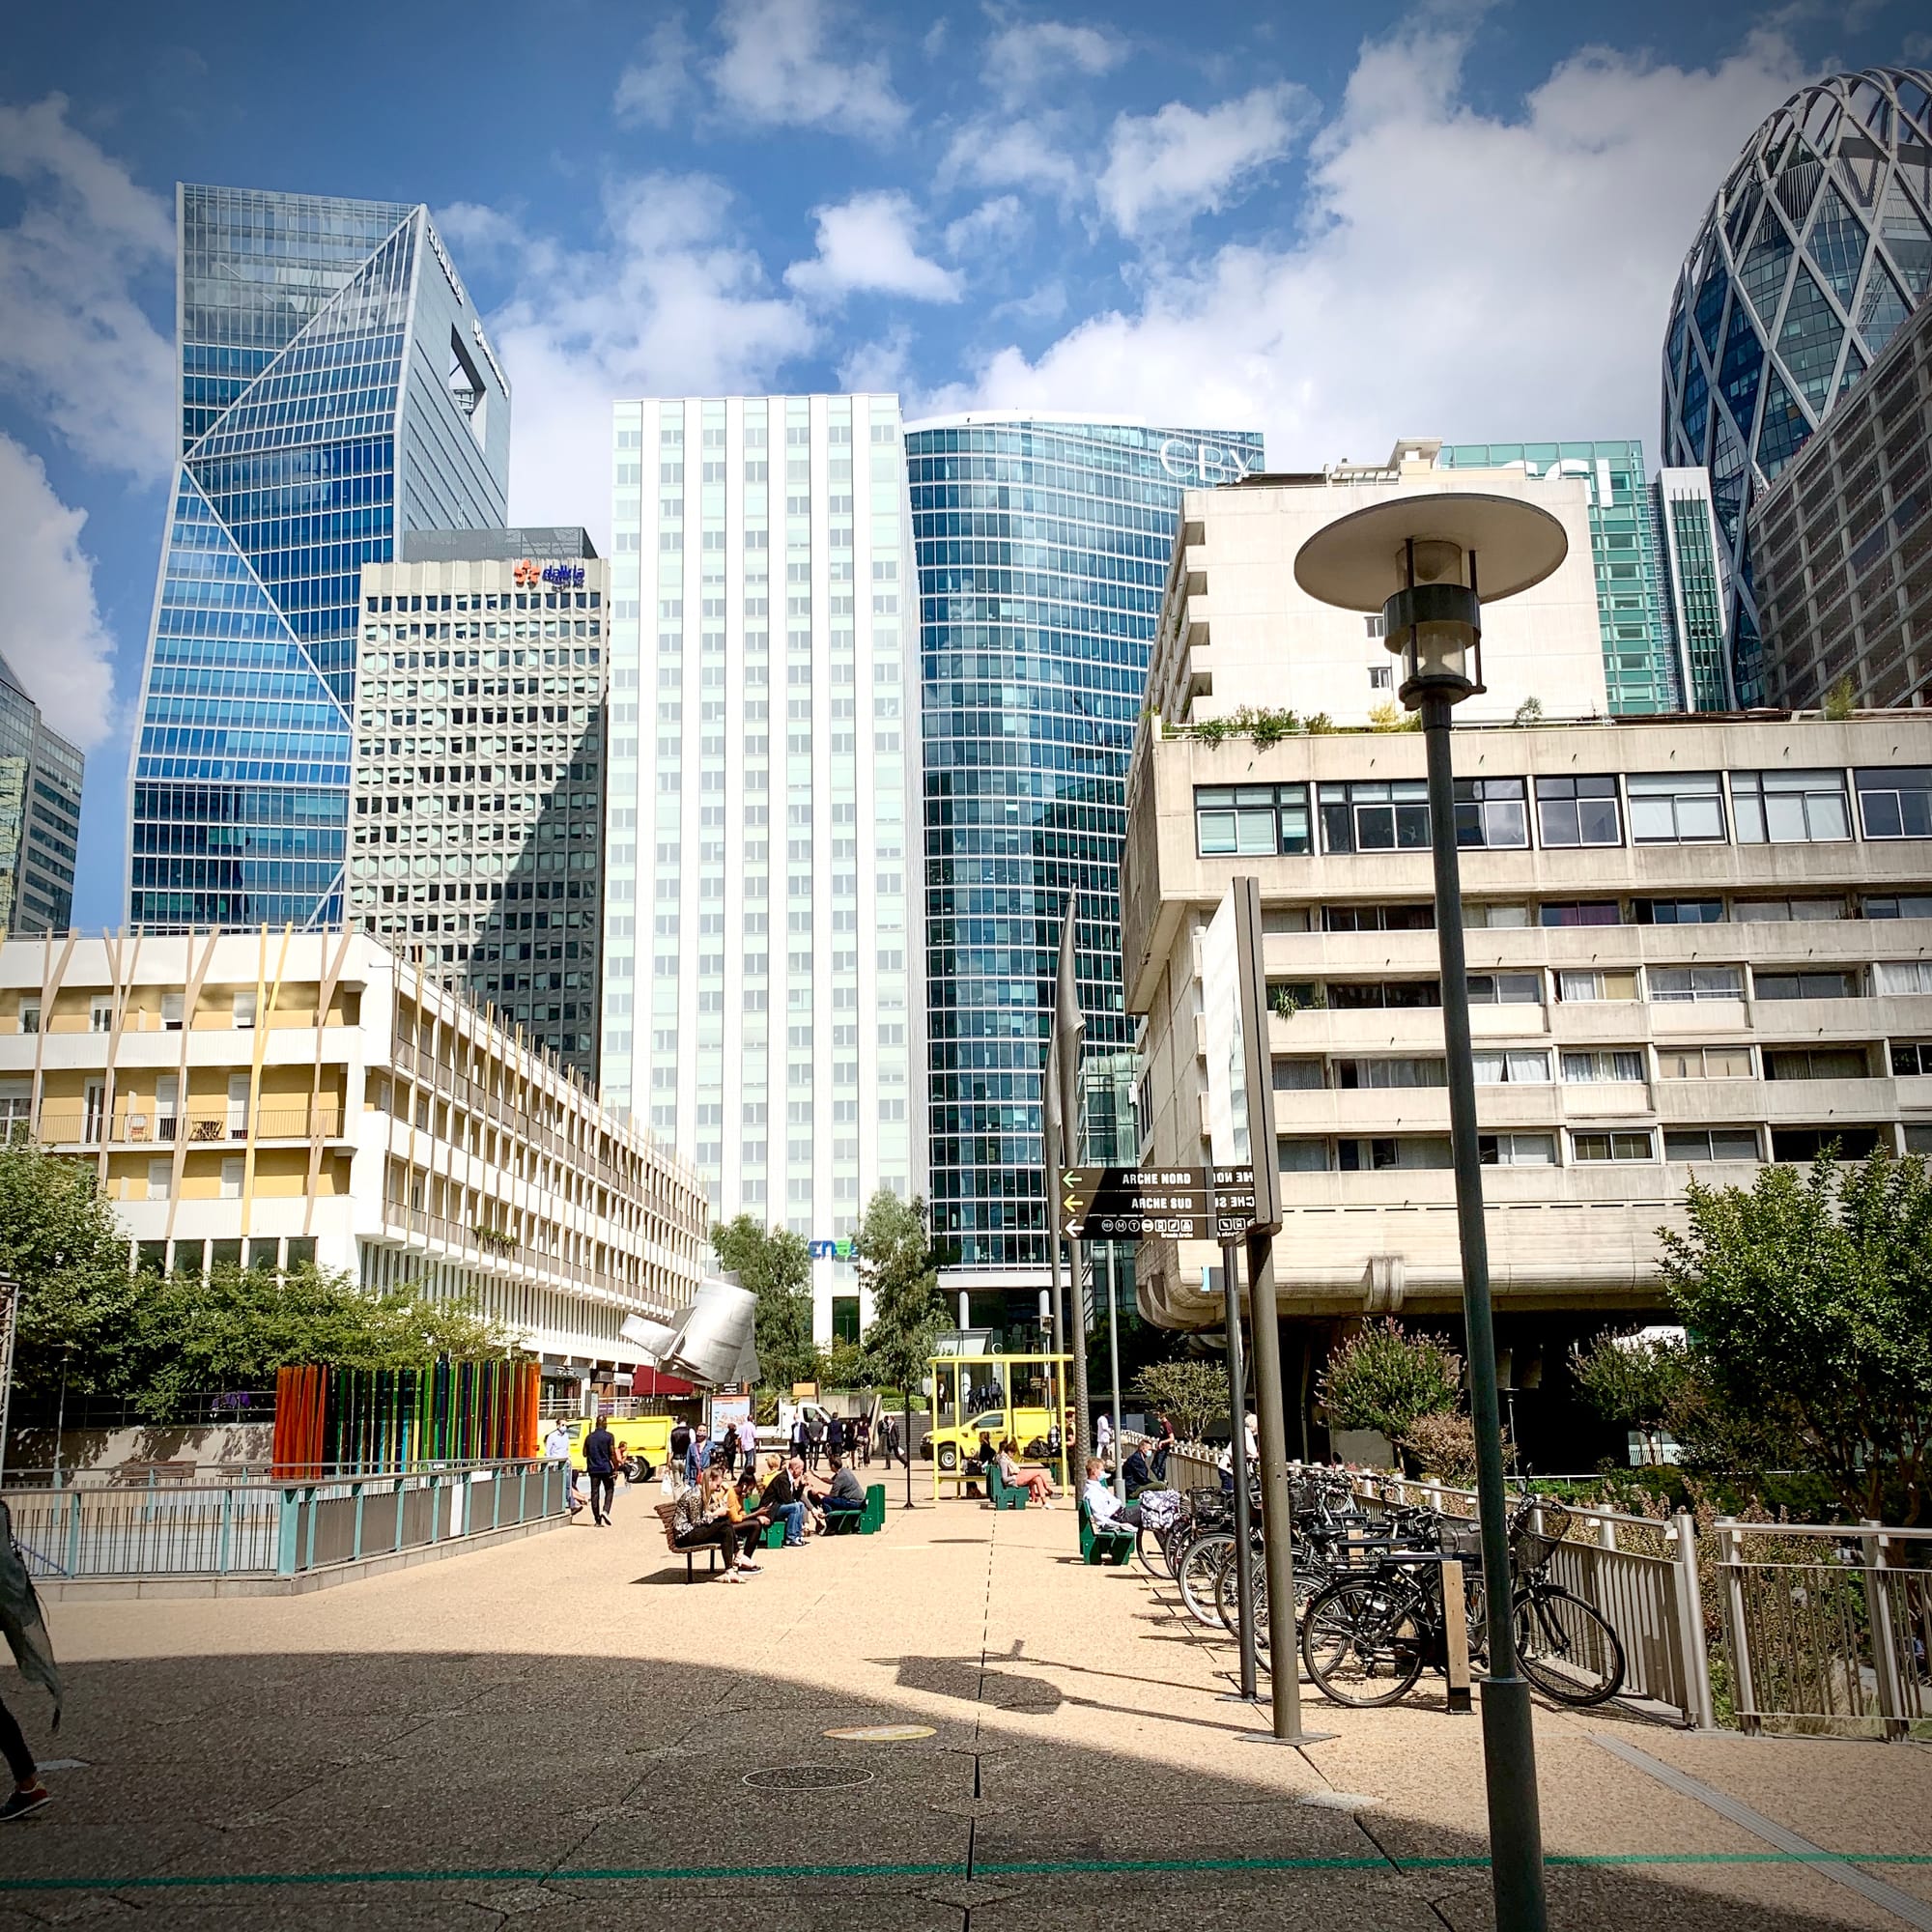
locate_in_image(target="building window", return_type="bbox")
[1479,1132,1556,1165]
[161,993,185,1030]
[1647,966,1744,1003]
[1658,1044,1754,1079]
[1534,775,1621,847]
[90,997,113,1034]
[1466,972,1541,1005]
[1261,907,1313,935]
[1325,979,1440,1009]
[1463,902,1530,928]
[1557,969,1639,1003]
[1771,1125,1882,1160]
[1320,781,1430,854]
[1540,901,1619,928]
[1756,967,1860,1000]
[1571,1129,1655,1162]
[233,991,257,1030]
[1855,767,1932,839]
[1323,903,1433,933]
[1764,1046,1870,1080]
[1368,664,1393,690]
[1663,1128,1760,1162]
[1736,897,1845,923]
[17,1002,38,1036]
[1335,1057,1446,1089]
[1453,778,1528,849]
[1561,1049,1646,1083]
[147,1159,172,1202]
[1890,1042,1932,1076]
[1866,895,1932,919]
[1276,1137,1329,1171]
[1730,770,1851,842]
[1627,771,1725,843]
[1271,1060,1323,1091]
[1911,1125,1932,1154]
[1633,898,1723,925]
[831,1295,861,1347]
[220,1157,244,1201]
[1472,1049,1551,1084]
[1338,1135,1452,1171]
[1875,960,1932,995]
[1194,784,1311,857]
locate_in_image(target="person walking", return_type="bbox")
[0,1504,57,1821]
[826,1413,846,1463]
[791,1412,810,1463]
[806,1413,826,1471]
[668,1418,693,1493]
[1095,1413,1114,1466]
[738,1409,759,1470]
[582,1414,619,1527]
[721,1424,739,1478]
[686,1425,710,1488]
[856,1413,871,1466]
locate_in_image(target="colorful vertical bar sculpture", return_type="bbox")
[272,1359,538,1475]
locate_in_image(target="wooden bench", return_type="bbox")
[1078,1498,1136,1566]
[984,1462,1027,1511]
[654,1501,720,1582]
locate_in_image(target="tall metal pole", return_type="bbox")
[1422,693,1547,1930]
[1105,1249,1125,1500]
[1219,1238,1258,1702]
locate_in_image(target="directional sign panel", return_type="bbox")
[1061,1166,1258,1241]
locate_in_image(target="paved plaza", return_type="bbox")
[0,1492,1928,1929]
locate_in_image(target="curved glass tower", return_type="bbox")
[1662,68,1932,702]
[906,414,1264,1282]
[128,185,510,929]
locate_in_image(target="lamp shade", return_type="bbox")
[1293,493,1569,611]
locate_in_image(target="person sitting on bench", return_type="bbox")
[997,1438,1056,1507]
[671,1466,757,1581]
[1120,1438,1154,1495]
[1083,1458,1146,1531]
[755,1458,808,1547]
[813,1452,867,1524]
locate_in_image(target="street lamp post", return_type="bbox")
[1295,494,1568,1932]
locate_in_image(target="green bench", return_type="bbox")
[984,1462,1028,1511]
[758,1483,888,1544]
[1078,1498,1136,1566]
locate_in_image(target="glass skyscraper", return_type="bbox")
[906,414,1264,1285]
[1662,67,1932,703]
[0,653,82,935]
[1436,440,1680,713]
[128,185,510,929]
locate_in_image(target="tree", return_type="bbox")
[711,1214,820,1396]
[1131,1358,1228,1441]
[1571,1329,1694,1464]
[1660,1150,1932,1522]
[128,1263,513,1422]
[1317,1320,1463,1443]
[853,1188,942,1508]
[0,1139,147,1401]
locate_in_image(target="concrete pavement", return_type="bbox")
[0,1488,1926,1928]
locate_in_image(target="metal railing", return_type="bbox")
[2,1459,570,1580]
[28,1103,346,1146]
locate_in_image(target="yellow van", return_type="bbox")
[921,1355,1067,1472]
[544,1414,675,1471]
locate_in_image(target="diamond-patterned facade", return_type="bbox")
[1662,66,1932,703]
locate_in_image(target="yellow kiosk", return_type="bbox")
[925,1351,1072,1498]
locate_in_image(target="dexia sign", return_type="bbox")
[1158,439,1257,484]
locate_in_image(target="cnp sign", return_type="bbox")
[1159,439,1256,484]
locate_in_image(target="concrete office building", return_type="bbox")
[1750,289,1932,711]
[0,654,82,935]
[601,393,923,1344]
[1662,67,1932,702]
[128,185,509,931]
[349,528,608,1080]
[1436,440,1681,714]
[1122,700,1932,1460]
[905,413,1265,1334]
[1143,442,1609,731]
[0,929,707,1389]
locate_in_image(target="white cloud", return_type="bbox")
[0,94,174,481]
[0,435,118,749]
[984,18,1128,104]
[461,173,815,543]
[712,0,909,139]
[614,14,697,128]
[838,325,916,394]
[936,23,1817,469]
[944,194,1029,258]
[785,191,963,303]
[939,117,1085,201]
[1097,81,1315,235]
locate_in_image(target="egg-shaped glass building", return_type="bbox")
[1661,67,1932,701]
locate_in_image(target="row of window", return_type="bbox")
[364,592,602,614]
[1275,1038,1932,1091]
[1267,959,1932,1013]
[1195,765,1932,859]
[1274,1122,1921,1173]
[1296,892,1932,932]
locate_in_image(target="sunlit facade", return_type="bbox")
[1662,67,1932,702]
[128,185,510,930]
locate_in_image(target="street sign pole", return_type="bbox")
[1054,899,1092,1476]
[1215,1161,1259,1703]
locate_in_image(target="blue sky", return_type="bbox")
[0,0,1925,929]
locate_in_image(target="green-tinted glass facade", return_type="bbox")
[1436,440,1680,714]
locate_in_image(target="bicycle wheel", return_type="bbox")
[1177,1531,1236,1626]
[1214,1548,1269,1649]
[1301,1577,1428,1708]
[1515,1586,1625,1706]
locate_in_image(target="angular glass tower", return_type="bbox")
[905,414,1264,1281]
[1662,67,1932,703]
[128,185,510,929]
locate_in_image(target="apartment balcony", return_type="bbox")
[26,1102,349,1148]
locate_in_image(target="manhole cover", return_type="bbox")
[743,1764,876,1791]
[824,1723,935,1743]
